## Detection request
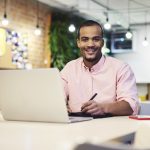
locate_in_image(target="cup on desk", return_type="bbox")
[139,95,147,101]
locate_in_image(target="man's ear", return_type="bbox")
[101,39,104,47]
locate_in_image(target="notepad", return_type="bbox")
[69,112,113,118]
[129,115,150,120]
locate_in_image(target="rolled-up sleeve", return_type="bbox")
[116,64,140,115]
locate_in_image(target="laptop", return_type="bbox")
[0,68,92,123]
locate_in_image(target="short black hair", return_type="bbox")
[77,20,104,39]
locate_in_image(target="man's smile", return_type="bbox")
[84,48,97,53]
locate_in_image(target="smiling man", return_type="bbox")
[60,20,139,116]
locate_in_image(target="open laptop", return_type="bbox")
[0,68,92,123]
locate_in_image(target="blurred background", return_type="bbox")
[0,0,150,101]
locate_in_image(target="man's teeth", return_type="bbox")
[86,49,95,52]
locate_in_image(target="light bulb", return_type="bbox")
[104,22,111,30]
[142,37,149,47]
[2,16,9,26]
[68,24,76,32]
[34,25,42,36]
[126,31,132,39]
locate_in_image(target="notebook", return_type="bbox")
[0,68,92,123]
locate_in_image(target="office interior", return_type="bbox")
[0,0,150,150]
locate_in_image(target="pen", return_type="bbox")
[89,93,97,100]
[81,93,98,111]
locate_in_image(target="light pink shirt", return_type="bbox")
[60,55,139,115]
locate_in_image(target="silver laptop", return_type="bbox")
[0,68,92,123]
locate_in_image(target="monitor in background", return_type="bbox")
[111,31,133,54]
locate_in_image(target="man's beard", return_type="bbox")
[82,48,102,62]
[84,56,97,62]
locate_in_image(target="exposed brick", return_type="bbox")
[0,0,51,68]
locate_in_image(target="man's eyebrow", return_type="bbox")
[80,36,103,40]
[93,36,103,38]
[80,36,89,39]
[81,36,101,38]
[81,36,88,38]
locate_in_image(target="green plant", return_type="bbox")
[50,12,84,70]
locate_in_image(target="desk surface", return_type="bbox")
[0,114,150,150]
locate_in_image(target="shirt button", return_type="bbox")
[91,69,94,72]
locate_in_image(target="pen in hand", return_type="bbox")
[89,93,97,101]
[81,93,98,111]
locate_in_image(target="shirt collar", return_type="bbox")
[81,55,105,73]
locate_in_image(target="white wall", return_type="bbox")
[113,25,150,83]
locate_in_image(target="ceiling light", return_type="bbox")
[2,14,9,26]
[68,24,76,32]
[142,37,149,47]
[2,0,9,26]
[125,0,132,39]
[34,0,42,36]
[104,0,111,30]
[126,28,132,39]
[34,25,42,36]
[104,18,111,30]
[142,11,149,47]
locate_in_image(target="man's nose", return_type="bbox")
[87,39,94,46]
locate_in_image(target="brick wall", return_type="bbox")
[0,0,51,68]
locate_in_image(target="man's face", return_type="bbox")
[77,25,104,62]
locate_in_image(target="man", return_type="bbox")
[60,20,139,116]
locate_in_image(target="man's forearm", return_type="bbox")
[104,100,133,116]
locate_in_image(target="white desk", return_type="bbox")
[0,114,150,150]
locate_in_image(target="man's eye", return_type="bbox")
[81,38,88,42]
[93,38,101,42]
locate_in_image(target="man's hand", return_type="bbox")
[81,100,133,116]
[81,101,106,115]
